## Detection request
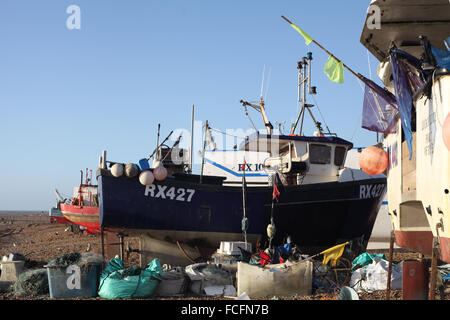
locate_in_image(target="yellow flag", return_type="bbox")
[289,23,314,45]
[324,55,344,84]
[320,242,349,267]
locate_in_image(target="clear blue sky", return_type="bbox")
[0,0,380,210]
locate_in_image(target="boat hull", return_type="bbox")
[49,207,71,224]
[383,75,450,263]
[98,172,386,256]
[60,204,100,233]
[394,230,434,256]
[395,230,450,263]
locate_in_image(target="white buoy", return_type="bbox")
[111,163,124,177]
[139,170,154,186]
[125,163,139,178]
[267,223,276,239]
[153,165,168,181]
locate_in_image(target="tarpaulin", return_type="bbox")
[431,45,450,70]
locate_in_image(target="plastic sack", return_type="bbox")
[185,263,235,294]
[98,258,162,299]
[350,257,402,292]
[352,253,386,270]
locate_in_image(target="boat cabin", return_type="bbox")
[203,132,353,186]
[71,185,98,207]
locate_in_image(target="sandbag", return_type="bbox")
[98,258,162,299]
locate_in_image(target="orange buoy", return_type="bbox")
[359,145,389,175]
[443,112,450,152]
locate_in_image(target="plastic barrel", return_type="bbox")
[46,263,101,298]
[402,260,429,300]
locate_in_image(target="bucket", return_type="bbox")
[402,260,428,300]
[46,263,101,298]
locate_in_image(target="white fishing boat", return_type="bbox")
[360,0,450,262]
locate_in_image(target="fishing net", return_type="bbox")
[45,252,81,268]
[7,252,105,297]
[45,252,105,271]
[10,268,49,297]
[78,252,105,268]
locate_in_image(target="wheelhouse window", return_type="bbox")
[309,144,331,164]
[334,146,347,166]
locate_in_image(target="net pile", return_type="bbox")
[11,269,49,297]
[45,252,105,271]
[10,252,105,297]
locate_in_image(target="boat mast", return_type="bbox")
[291,52,322,135]
[189,105,194,174]
[199,120,208,184]
[156,123,161,161]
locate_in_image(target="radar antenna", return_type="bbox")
[291,52,323,135]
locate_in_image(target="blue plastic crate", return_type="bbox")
[46,263,101,298]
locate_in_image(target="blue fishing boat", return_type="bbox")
[96,52,387,265]
[98,160,385,253]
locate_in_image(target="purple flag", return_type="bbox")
[390,53,415,160]
[361,76,398,134]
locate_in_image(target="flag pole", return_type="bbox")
[242,159,248,247]
[281,16,363,81]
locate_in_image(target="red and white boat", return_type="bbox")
[60,169,100,234]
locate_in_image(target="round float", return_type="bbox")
[139,170,154,186]
[111,163,124,177]
[359,145,389,175]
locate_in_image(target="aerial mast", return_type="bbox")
[291,52,321,135]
